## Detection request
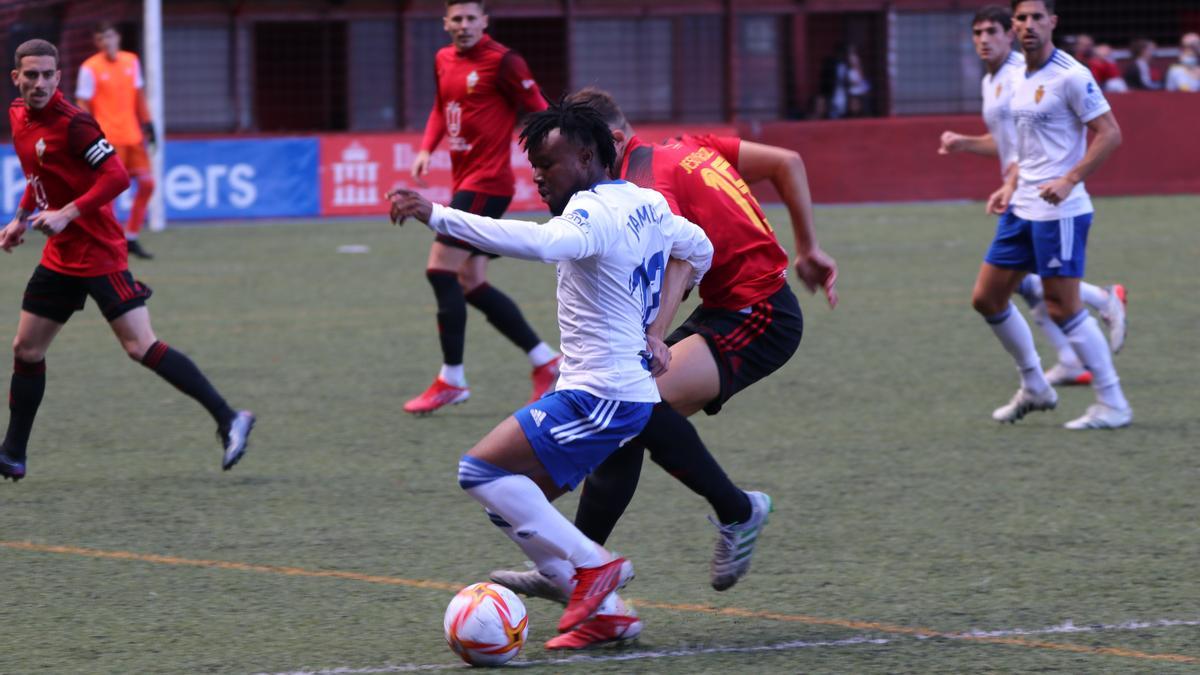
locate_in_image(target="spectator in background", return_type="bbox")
[816,43,871,119]
[1091,44,1126,92]
[1123,39,1161,90]
[1182,32,1199,53]
[1165,44,1200,92]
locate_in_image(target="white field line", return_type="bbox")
[261,617,1200,675]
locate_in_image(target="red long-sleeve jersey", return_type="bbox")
[620,134,788,310]
[10,90,131,276]
[420,35,547,196]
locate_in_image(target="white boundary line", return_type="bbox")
[262,617,1200,674]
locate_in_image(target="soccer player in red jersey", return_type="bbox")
[405,0,558,414]
[0,40,254,482]
[490,88,839,648]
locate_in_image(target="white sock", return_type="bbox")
[527,342,557,368]
[986,304,1049,393]
[1080,282,1108,311]
[597,591,631,616]
[467,474,608,569]
[439,364,466,387]
[1016,274,1043,308]
[485,510,577,595]
[1030,303,1082,369]
[1060,310,1128,410]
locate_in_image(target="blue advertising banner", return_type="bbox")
[1,137,319,221]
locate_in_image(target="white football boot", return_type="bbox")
[488,568,569,605]
[1064,403,1133,430]
[1099,284,1128,354]
[992,386,1058,423]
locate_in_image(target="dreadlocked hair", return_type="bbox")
[519,98,618,171]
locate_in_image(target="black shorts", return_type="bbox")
[666,282,803,415]
[22,265,153,324]
[434,190,513,258]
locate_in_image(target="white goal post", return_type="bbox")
[143,0,166,231]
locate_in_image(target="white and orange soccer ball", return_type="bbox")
[443,582,529,666]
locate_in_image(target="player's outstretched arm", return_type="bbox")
[1038,112,1122,206]
[938,131,998,157]
[734,140,838,308]
[387,188,593,262]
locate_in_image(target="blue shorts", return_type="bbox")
[515,390,654,491]
[984,210,1092,278]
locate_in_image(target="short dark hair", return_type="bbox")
[564,86,628,130]
[973,5,1012,29]
[1012,0,1056,13]
[94,20,118,35]
[446,0,486,11]
[520,98,618,171]
[14,39,58,69]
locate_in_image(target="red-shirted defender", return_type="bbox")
[490,88,839,649]
[0,40,254,481]
[404,0,558,415]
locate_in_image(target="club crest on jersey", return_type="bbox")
[995,83,1003,97]
[1035,85,1045,104]
[35,137,45,164]
[521,79,535,90]
[466,70,479,93]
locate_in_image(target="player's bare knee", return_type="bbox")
[12,337,45,364]
[122,338,153,362]
[972,292,1005,317]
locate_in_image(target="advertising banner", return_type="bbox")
[1,137,319,221]
[319,133,543,217]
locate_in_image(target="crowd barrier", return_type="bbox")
[1,93,1194,222]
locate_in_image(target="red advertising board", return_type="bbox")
[319,133,543,217]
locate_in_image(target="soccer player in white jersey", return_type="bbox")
[387,101,713,643]
[940,4,1127,389]
[973,0,1131,429]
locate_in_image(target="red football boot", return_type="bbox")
[403,377,470,415]
[528,355,561,403]
[558,557,634,633]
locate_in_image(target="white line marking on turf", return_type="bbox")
[943,618,1200,640]
[261,617,1200,674]
[261,636,888,674]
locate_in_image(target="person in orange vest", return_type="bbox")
[76,21,156,260]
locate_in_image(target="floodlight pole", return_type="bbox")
[144,0,167,231]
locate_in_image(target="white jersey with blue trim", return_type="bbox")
[981,50,1024,178]
[1010,49,1112,221]
[427,179,714,403]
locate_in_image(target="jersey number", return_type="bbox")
[27,175,49,210]
[630,251,665,328]
[700,157,772,234]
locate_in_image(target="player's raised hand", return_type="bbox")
[385,188,434,225]
[30,209,72,237]
[794,248,839,308]
[0,218,28,252]
[410,150,432,188]
[938,131,964,155]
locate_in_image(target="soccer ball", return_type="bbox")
[443,582,529,666]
